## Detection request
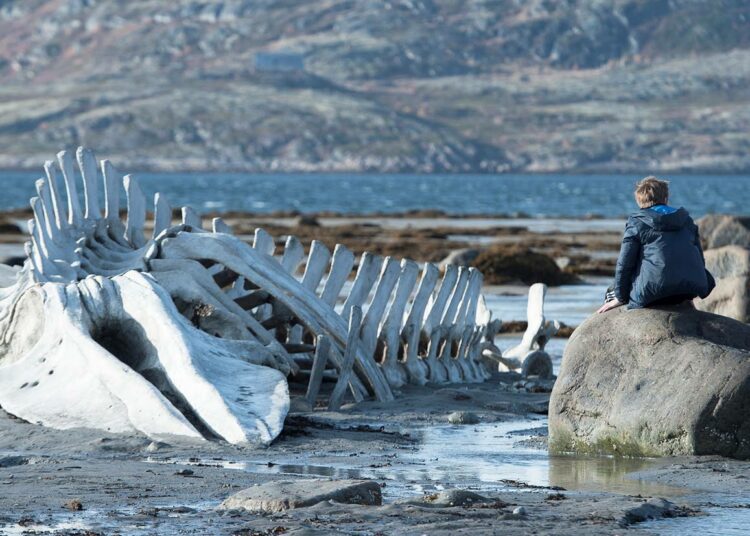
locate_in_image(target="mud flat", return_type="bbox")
[0,376,748,535]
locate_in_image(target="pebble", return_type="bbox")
[63,499,83,511]
[447,411,480,425]
[145,441,170,452]
[513,506,527,516]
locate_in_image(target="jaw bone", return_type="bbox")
[0,148,290,445]
[0,262,289,446]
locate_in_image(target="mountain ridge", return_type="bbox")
[0,0,748,173]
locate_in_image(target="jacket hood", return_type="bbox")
[632,206,691,231]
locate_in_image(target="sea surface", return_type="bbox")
[1,171,749,217]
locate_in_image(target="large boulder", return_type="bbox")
[549,306,750,459]
[695,246,750,322]
[698,214,750,249]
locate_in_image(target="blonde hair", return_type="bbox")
[635,176,669,208]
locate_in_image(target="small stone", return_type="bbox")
[295,215,320,227]
[447,411,480,425]
[63,499,83,511]
[620,498,677,525]
[174,469,194,476]
[0,456,28,468]
[513,506,527,516]
[414,489,491,507]
[145,441,169,452]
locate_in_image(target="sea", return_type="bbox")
[1,170,748,217]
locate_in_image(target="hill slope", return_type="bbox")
[0,0,748,172]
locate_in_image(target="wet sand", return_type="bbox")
[1,378,748,535]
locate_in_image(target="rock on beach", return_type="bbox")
[698,214,750,250]
[549,306,750,459]
[694,245,750,322]
[220,479,382,513]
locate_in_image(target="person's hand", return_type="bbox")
[597,299,623,314]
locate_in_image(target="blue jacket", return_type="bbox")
[614,205,714,308]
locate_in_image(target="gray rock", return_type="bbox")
[512,506,527,516]
[549,306,750,459]
[620,498,679,526]
[0,455,28,468]
[447,411,480,425]
[698,215,750,249]
[0,256,25,267]
[439,248,480,270]
[220,479,382,513]
[294,214,320,227]
[399,489,492,507]
[144,441,170,452]
[695,246,750,322]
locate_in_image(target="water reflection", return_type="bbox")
[548,454,685,496]
[147,420,686,499]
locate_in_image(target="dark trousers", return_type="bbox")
[604,284,695,307]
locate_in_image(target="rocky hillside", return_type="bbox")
[0,0,748,172]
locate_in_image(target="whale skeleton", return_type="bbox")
[0,147,556,444]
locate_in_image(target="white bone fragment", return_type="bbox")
[403,263,439,384]
[153,193,172,238]
[212,217,232,234]
[328,306,362,411]
[305,335,331,408]
[281,236,306,275]
[56,150,83,226]
[77,147,101,219]
[379,259,418,388]
[253,228,275,256]
[124,175,147,248]
[320,244,355,306]
[181,206,202,230]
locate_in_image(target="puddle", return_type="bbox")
[147,419,684,500]
[0,502,218,536]
[642,494,750,535]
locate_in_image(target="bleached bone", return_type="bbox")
[158,232,393,401]
[0,146,559,442]
[402,263,439,384]
[491,283,559,379]
[328,306,362,411]
[305,335,331,408]
[0,273,288,444]
[0,149,300,444]
[420,265,458,383]
[379,259,419,388]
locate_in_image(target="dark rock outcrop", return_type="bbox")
[549,306,750,459]
[472,247,579,286]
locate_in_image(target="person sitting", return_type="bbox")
[598,176,714,314]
